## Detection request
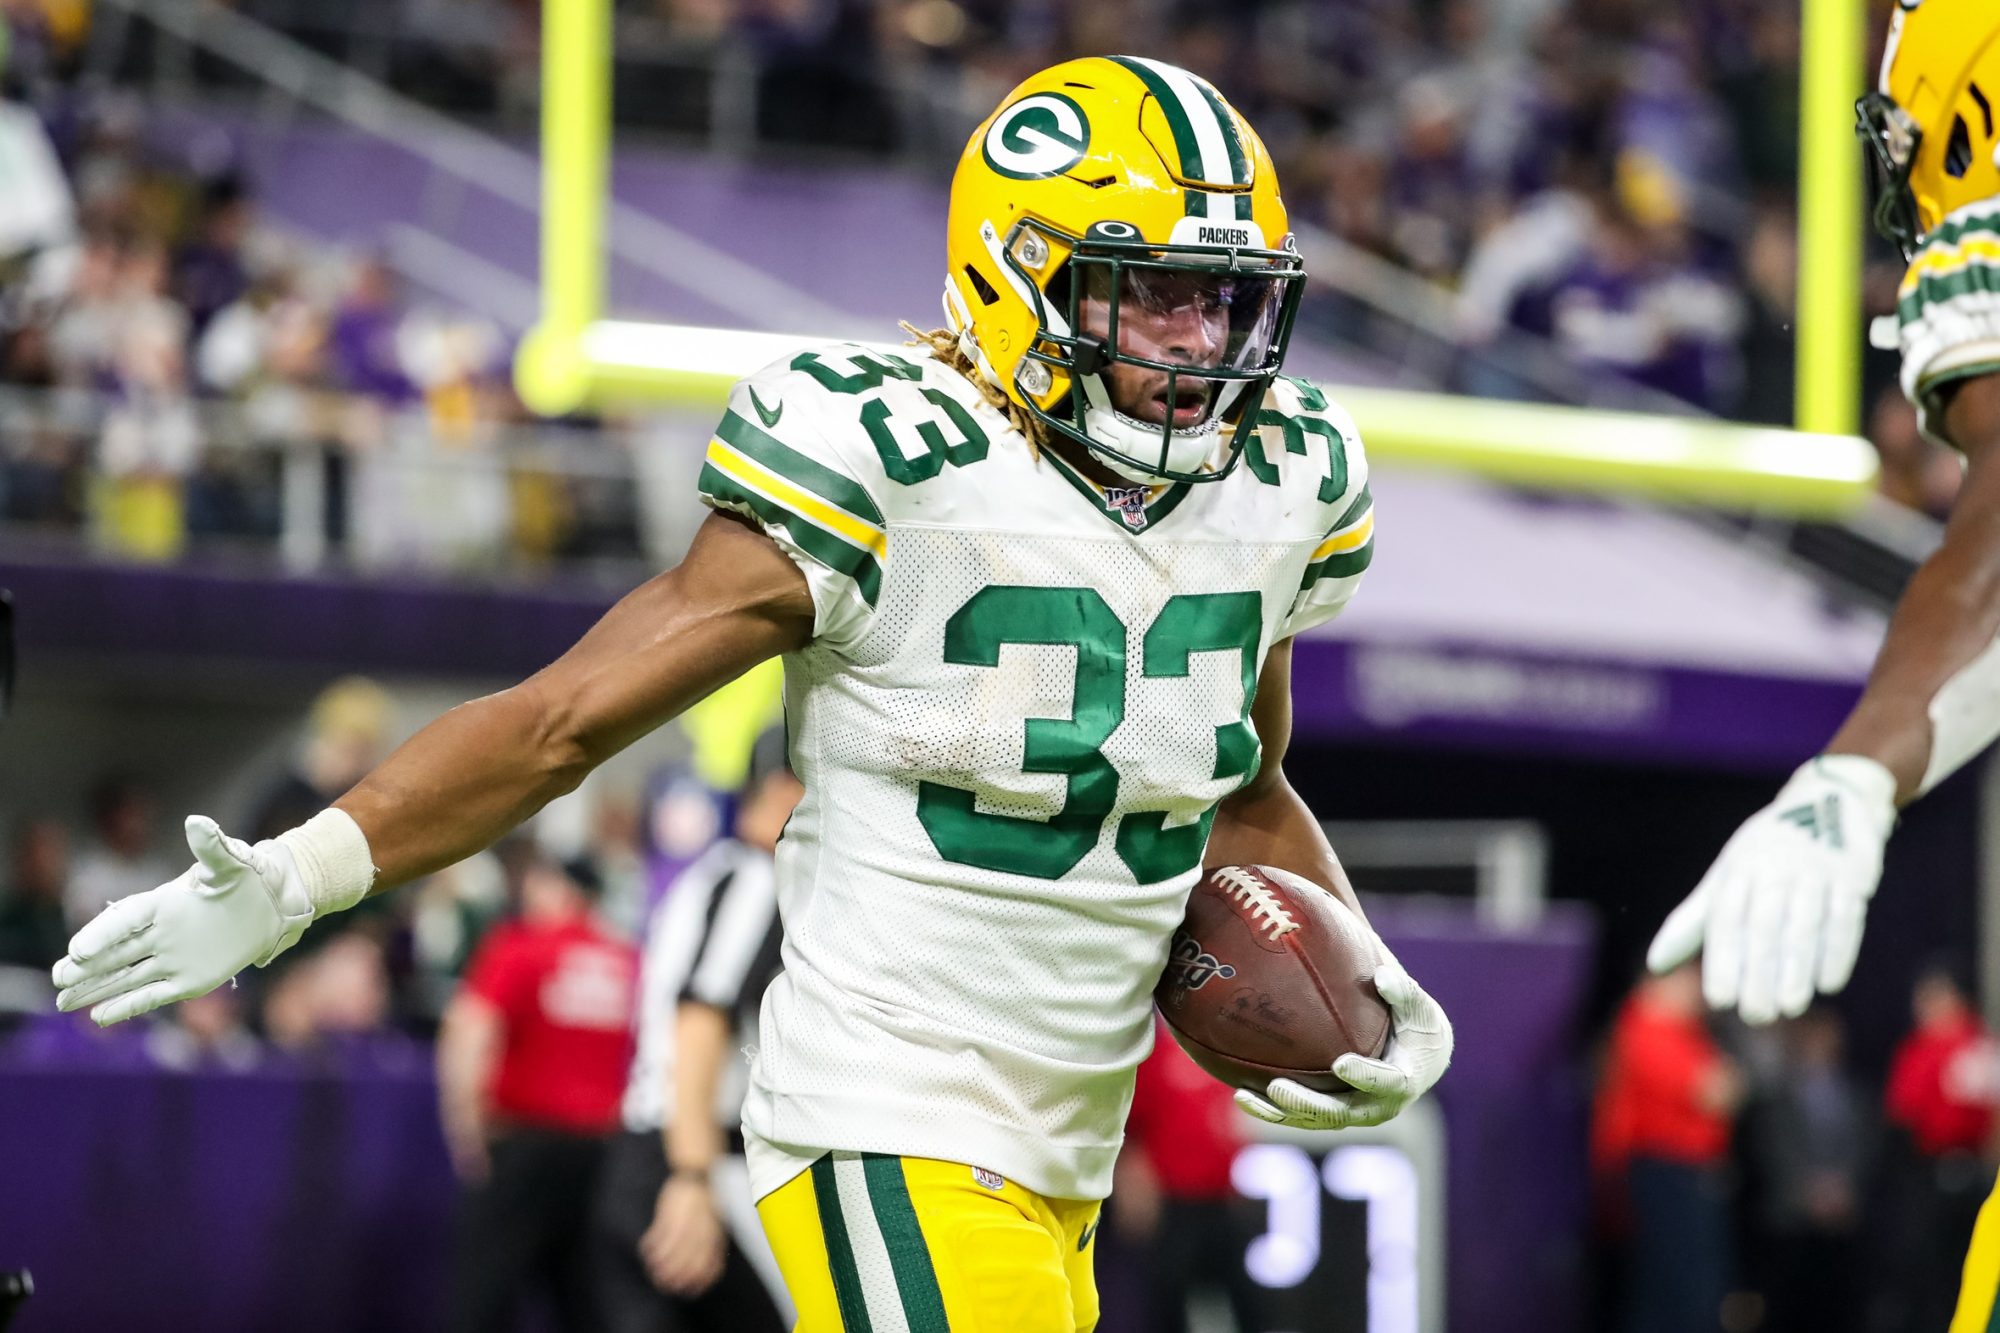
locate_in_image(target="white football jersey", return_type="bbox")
[698,343,1374,1202]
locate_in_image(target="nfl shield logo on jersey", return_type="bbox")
[1105,487,1150,530]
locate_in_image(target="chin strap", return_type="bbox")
[1075,372,1222,482]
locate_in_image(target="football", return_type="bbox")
[1155,864,1393,1096]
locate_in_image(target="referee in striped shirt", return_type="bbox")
[593,728,797,1333]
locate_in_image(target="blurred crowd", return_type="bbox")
[0,7,643,569]
[0,0,1967,558]
[1591,961,2000,1333]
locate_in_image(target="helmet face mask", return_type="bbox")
[1859,91,1925,260]
[1007,222,1306,484]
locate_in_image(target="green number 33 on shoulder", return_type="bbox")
[793,348,992,486]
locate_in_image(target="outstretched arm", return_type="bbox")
[341,512,814,889]
[1826,377,2000,796]
[54,512,815,1024]
[1649,377,2000,1023]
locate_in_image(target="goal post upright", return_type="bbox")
[1795,0,1868,438]
[514,0,609,417]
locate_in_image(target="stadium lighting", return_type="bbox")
[517,0,1880,518]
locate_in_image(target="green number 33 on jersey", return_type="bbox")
[916,587,1262,885]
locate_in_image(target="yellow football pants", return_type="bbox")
[1952,1170,2000,1332]
[756,1153,1101,1332]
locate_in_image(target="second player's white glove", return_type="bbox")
[1234,952,1453,1131]
[52,810,373,1026]
[1648,754,1897,1025]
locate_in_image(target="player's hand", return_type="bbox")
[51,815,316,1026]
[1234,955,1453,1131]
[1647,754,1896,1025]
[641,1173,726,1297]
[1894,198,2000,445]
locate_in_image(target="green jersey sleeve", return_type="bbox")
[1896,201,2000,440]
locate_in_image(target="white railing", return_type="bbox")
[1321,819,1550,930]
[0,385,713,579]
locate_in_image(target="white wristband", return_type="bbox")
[1809,753,1899,814]
[275,808,378,918]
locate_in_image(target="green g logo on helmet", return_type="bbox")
[982,93,1090,180]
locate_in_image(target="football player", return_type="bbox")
[52,58,1452,1330]
[1647,4,2000,1328]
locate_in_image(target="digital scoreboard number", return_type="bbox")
[1229,1099,1446,1333]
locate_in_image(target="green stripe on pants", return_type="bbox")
[862,1155,951,1333]
[811,1155,873,1332]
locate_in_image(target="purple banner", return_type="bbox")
[4,556,1860,771]
[0,553,613,680]
[0,1030,454,1333]
[1291,636,1862,772]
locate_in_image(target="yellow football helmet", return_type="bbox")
[942,56,1305,483]
[1860,0,2000,257]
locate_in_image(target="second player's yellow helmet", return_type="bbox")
[1859,0,2000,256]
[942,56,1305,484]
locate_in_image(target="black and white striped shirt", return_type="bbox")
[620,839,784,1135]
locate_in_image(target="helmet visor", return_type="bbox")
[1078,259,1291,378]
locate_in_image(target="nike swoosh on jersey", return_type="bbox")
[748,387,784,429]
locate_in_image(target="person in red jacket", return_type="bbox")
[1887,966,1998,1158]
[436,848,639,1333]
[1878,964,2000,1333]
[1591,963,1743,1333]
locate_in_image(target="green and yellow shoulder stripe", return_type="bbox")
[698,384,888,608]
[1301,483,1374,590]
[1894,203,2000,420]
[1899,204,2000,325]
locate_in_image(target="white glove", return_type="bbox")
[52,811,372,1026]
[1234,953,1453,1131]
[1648,754,1897,1026]
[1896,198,2000,445]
